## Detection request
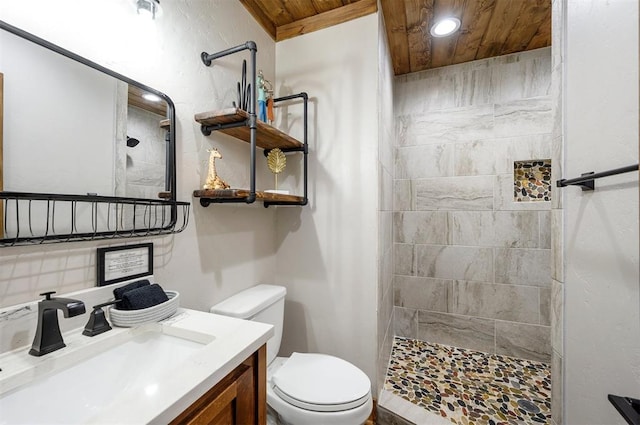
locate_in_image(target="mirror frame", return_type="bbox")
[0,19,177,202]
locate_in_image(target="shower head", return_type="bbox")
[127,136,140,148]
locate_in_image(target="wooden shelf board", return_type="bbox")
[194,108,303,150]
[193,189,304,204]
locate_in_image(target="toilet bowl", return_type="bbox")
[211,284,373,425]
[267,355,373,425]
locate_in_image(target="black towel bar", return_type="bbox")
[556,164,639,191]
[608,394,640,425]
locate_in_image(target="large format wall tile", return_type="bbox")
[539,211,552,249]
[494,50,552,102]
[379,280,394,346]
[436,67,495,109]
[416,245,493,282]
[394,244,414,276]
[451,211,544,248]
[417,311,495,353]
[450,280,539,324]
[454,134,552,177]
[551,349,563,425]
[551,134,563,210]
[394,180,413,211]
[539,286,551,326]
[551,209,563,282]
[453,140,498,176]
[393,306,417,339]
[495,321,551,362]
[451,211,495,246]
[380,166,394,212]
[415,176,494,211]
[381,211,393,258]
[396,105,494,147]
[393,75,439,116]
[494,211,541,248]
[394,65,495,115]
[494,97,553,138]
[455,67,495,107]
[394,275,451,312]
[494,133,552,175]
[393,211,450,244]
[495,248,550,286]
[551,279,563,356]
[395,144,454,179]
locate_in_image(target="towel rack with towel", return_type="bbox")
[556,163,639,191]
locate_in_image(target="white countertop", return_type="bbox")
[0,308,273,424]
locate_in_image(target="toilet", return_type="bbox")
[210,284,373,425]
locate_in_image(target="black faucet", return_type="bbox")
[29,291,86,357]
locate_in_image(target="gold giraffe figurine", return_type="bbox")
[203,148,230,190]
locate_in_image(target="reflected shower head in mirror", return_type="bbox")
[127,136,140,148]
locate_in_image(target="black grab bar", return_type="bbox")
[556,163,639,191]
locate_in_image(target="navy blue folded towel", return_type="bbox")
[120,284,169,310]
[113,279,150,309]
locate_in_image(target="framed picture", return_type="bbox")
[97,243,153,286]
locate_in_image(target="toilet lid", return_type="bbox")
[271,353,371,412]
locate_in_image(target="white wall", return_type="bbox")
[274,15,380,385]
[564,1,640,423]
[0,0,279,315]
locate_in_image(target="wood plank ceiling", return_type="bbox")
[239,0,552,76]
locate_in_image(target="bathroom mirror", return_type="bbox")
[0,20,176,201]
[0,20,189,247]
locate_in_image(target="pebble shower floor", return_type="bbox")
[384,337,551,425]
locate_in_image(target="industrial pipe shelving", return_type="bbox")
[193,42,309,208]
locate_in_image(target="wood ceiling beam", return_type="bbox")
[276,0,377,42]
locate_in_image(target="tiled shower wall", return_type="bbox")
[377,9,396,393]
[392,48,553,364]
[550,1,565,424]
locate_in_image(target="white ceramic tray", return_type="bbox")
[109,291,179,327]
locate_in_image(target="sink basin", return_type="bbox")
[0,326,211,425]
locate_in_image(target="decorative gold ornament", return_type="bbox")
[267,148,286,189]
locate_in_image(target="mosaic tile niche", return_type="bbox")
[514,160,552,202]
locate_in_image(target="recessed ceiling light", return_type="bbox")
[430,17,461,37]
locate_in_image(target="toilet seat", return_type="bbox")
[271,352,371,412]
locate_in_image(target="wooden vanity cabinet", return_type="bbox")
[170,345,267,425]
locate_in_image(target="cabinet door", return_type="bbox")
[170,345,266,425]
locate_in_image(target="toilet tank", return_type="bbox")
[210,284,286,365]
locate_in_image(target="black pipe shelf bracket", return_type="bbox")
[556,163,639,191]
[0,192,190,247]
[194,42,309,208]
